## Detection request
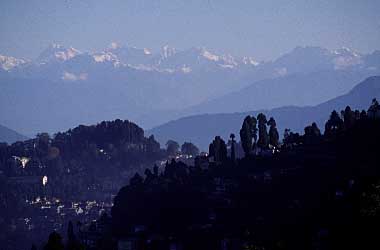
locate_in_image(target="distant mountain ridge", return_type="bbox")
[1,44,380,136]
[0,124,28,144]
[182,70,372,115]
[149,76,380,150]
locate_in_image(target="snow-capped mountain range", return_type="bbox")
[1,42,260,74]
[0,43,379,137]
[0,55,29,71]
[1,43,375,75]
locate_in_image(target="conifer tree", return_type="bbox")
[257,113,269,149]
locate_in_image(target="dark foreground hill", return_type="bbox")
[149,76,380,150]
[110,102,380,250]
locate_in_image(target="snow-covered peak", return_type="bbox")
[220,54,238,66]
[37,44,82,63]
[201,49,220,61]
[109,42,121,50]
[143,48,152,55]
[104,44,155,67]
[52,43,65,49]
[93,51,118,63]
[92,51,123,68]
[161,45,177,59]
[242,56,259,66]
[181,65,192,73]
[333,47,361,57]
[0,55,28,71]
[62,71,88,81]
[55,47,81,61]
[332,47,362,70]
[185,47,220,61]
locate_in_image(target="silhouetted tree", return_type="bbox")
[209,136,228,163]
[368,98,380,119]
[181,142,199,156]
[239,115,257,156]
[166,140,180,156]
[283,128,301,147]
[360,110,368,120]
[66,221,83,250]
[144,168,154,184]
[146,135,160,153]
[343,106,355,129]
[67,221,75,242]
[230,133,236,161]
[325,110,344,138]
[130,173,143,187]
[284,128,291,141]
[257,113,269,149]
[43,232,64,250]
[354,110,361,120]
[153,164,159,176]
[36,132,51,157]
[304,122,322,144]
[267,117,279,148]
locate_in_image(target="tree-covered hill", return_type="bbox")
[0,119,166,200]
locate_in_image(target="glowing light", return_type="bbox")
[76,207,84,215]
[42,176,48,186]
[20,157,30,168]
[12,156,30,168]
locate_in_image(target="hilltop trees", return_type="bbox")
[325,101,380,139]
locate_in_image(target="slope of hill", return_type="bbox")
[185,69,379,115]
[0,124,28,144]
[149,76,380,150]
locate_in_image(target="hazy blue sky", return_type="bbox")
[1,0,380,61]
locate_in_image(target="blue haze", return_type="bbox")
[0,0,380,60]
